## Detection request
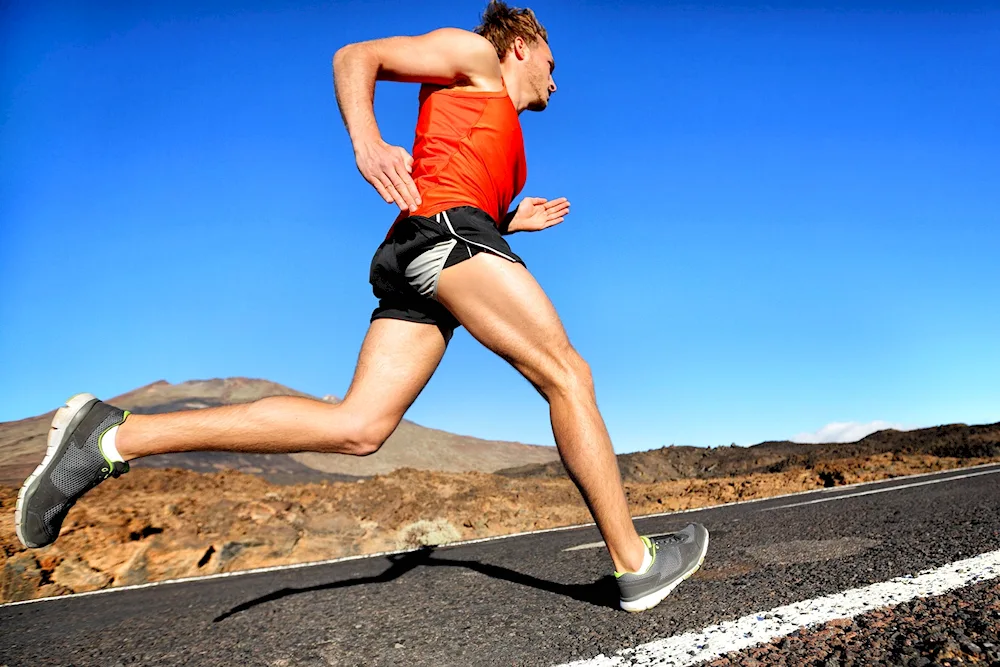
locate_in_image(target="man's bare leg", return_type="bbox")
[117,318,448,460]
[16,317,449,549]
[436,253,646,574]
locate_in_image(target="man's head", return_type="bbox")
[475,1,556,112]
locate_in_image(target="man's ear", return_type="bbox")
[512,35,529,61]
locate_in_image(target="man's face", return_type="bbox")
[524,39,556,112]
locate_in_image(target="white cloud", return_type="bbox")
[791,420,911,444]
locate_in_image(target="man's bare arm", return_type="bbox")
[332,29,500,211]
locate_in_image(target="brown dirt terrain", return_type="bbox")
[3,451,999,604]
[500,422,1000,482]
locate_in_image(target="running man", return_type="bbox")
[14,1,707,612]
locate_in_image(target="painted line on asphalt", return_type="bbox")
[4,462,998,609]
[556,548,1000,667]
[760,467,1000,512]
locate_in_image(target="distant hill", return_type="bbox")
[498,422,1000,483]
[6,379,998,489]
[0,378,559,486]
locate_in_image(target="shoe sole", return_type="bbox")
[620,529,710,613]
[14,393,98,549]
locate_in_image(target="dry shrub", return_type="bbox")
[395,519,461,549]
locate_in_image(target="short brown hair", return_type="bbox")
[475,1,548,62]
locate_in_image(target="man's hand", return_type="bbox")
[505,197,570,233]
[353,138,422,211]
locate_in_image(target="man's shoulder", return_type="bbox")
[425,28,501,76]
[416,29,502,93]
[428,27,496,57]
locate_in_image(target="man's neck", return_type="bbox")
[499,63,527,114]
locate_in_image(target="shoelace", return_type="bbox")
[653,533,686,548]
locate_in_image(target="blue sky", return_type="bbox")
[2,1,998,453]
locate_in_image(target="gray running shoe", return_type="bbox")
[617,523,709,612]
[15,393,130,548]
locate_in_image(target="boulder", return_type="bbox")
[1,551,42,601]
[53,556,111,592]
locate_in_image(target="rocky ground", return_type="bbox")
[707,579,1000,666]
[4,452,999,604]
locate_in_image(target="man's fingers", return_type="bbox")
[546,203,570,219]
[388,174,416,211]
[386,185,407,210]
[391,164,421,210]
[543,197,568,209]
[374,167,419,211]
[369,176,394,204]
[394,148,421,207]
[377,174,409,210]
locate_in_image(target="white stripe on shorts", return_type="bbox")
[437,210,517,263]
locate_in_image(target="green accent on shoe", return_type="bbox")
[97,410,130,470]
[119,411,131,473]
[614,536,655,578]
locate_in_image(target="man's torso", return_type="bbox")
[387,82,527,237]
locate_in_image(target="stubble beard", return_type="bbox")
[526,80,549,112]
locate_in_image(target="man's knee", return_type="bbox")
[537,349,595,401]
[308,402,398,456]
[336,413,398,456]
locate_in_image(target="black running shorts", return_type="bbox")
[369,206,525,341]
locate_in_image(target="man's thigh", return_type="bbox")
[435,252,578,392]
[340,318,448,429]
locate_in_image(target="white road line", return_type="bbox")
[556,548,1000,667]
[760,467,1000,512]
[4,462,998,609]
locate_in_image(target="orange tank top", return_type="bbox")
[388,81,527,237]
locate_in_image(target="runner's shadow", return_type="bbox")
[213,546,618,622]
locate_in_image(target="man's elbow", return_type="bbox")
[333,42,379,78]
[333,44,354,72]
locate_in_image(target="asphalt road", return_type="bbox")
[2,464,999,667]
